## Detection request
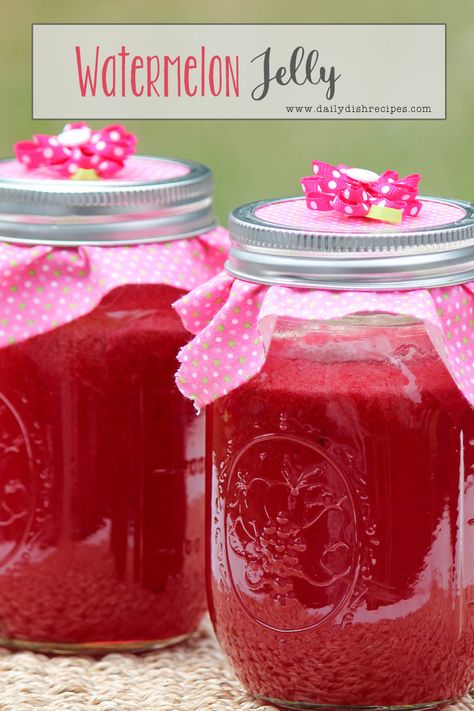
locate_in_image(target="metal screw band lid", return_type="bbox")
[227,196,474,290]
[0,155,216,246]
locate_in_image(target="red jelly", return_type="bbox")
[174,193,474,708]
[207,316,474,708]
[0,284,206,652]
[0,149,224,652]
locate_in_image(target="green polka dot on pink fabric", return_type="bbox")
[0,229,228,346]
[175,272,474,411]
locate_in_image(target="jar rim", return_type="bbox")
[275,313,423,329]
[0,155,216,246]
[226,196,474,290]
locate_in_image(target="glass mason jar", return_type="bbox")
[0,150,226,653]
[204,195,474,709]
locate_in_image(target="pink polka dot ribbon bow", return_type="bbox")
[174,272,474,411]
[14,123,137,179]
[300,162,422,224]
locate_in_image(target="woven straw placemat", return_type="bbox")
[0,619,471,711]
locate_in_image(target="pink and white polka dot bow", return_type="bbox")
[14,123,137,179]
[300,161,422,224]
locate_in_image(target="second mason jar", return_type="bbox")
[176,188,474,709]
[0,127,228,652]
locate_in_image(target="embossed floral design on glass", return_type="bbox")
[175,166,474,710]
[0,124,228,653]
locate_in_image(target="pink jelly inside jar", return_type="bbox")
[0,153,218,652]
[0,285,206,650]
[208,316,474,707]
[204,194,474,709]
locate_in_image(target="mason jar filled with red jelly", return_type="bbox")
[175,164,474,709]
[0,123,228,653]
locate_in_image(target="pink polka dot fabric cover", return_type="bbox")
[255,197,465,234]
[175,272,474,411]
[0,156,190,183]
[0,228,228,346]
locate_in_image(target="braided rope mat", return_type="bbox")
[0,619,471,711]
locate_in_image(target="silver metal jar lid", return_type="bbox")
[0,156,216,246]
[227,196,474,290]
